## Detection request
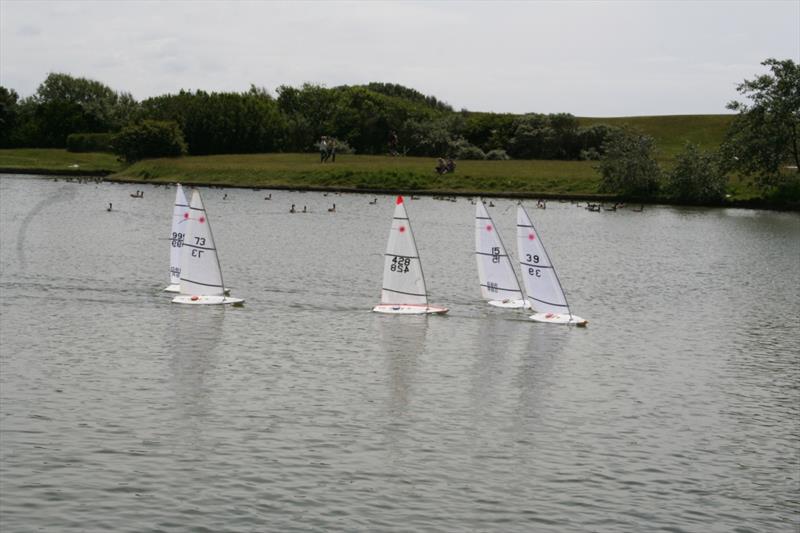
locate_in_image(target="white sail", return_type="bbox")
[379,196,429,307]
[166,184,189,290]
[475,201,525,305]
[516,204,571,316]
[179,189,226,297]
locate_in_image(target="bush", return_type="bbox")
[449,138,485,160]
[111,120,187,162]
[579,148,601,161]
[667,142,728,202]
[597,129,661,197]
[66,132,114,152]
[485,149,510,160]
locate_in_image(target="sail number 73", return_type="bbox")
[191,236,206,258]
[390,256,411,273]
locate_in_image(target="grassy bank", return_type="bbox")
[0,148,122,175]
[0,147,768,204]
[112,153,606,198]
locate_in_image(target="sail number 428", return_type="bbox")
[390,256,411,273]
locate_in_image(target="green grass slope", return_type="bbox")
[0,148,122,174]
[578,114,734,159]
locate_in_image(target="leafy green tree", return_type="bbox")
[597,129,661,197]
[462,112,516,152]
[141,88,283,155]
[7,73,138,147]
[667,142,728,202]
[0,86,19,147]
[403,114,465,157]
[111,120,187,162]
[276,83,338,151]
[721,58,799,189]
[507,113,581,159]
[364,82,453,112]
[448,137,485,160]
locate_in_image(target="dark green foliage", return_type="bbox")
[507,113,587,159]
[141,87,283,155]
[66,132,114,152]
[461,112,516,152]
[364,83,453,112]
[4,73,137,147]
[111,120,187,162]
[597,129,661,197]
[667,142,728,202]
[0,87,19,147]
[721,58,800,190]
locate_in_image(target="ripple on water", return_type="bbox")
[0,179,798,531]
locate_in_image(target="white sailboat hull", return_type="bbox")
[163,283,181,293]
[373,304,448,315]
[488,298,531,309]
[529,312,587,326]
[165,283,230,295]
[172,294,244,306]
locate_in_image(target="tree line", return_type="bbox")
[0,58,797,203]
[0,74,619,161]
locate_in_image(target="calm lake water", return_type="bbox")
[1,175,798,532]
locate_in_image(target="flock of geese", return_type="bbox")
[52,177,645,214]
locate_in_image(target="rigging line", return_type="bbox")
[520,262,553,269]
[179,278,224,288]
[382,287,427,297]
[528,295,569,308]
[480,284,523,293]
[183,243,216,251]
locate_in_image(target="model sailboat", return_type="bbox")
[172,189,244,306]
[475,200,529,308]
[164,183,189,293]
[373,196,448,314]
[516,204,586,326]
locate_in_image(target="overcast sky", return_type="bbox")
[1,0,798,116]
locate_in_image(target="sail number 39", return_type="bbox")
[526,254,541,277]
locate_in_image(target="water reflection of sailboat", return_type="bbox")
[513,329,568,428]
[375,314,429,416]
[470,316,529,417]
[164,306,225,441]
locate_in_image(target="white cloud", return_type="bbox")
[1,0,797,115]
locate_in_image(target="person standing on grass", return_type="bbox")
[329,137,336,163]
[320,136,328,163]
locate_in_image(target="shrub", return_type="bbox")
[449,138,485,160]
[485,149,510,160]
[579,148,601,161]
[597,129,661,197]
[111,120,187,162]
[668,142,728,202]
[66,132,114,152]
